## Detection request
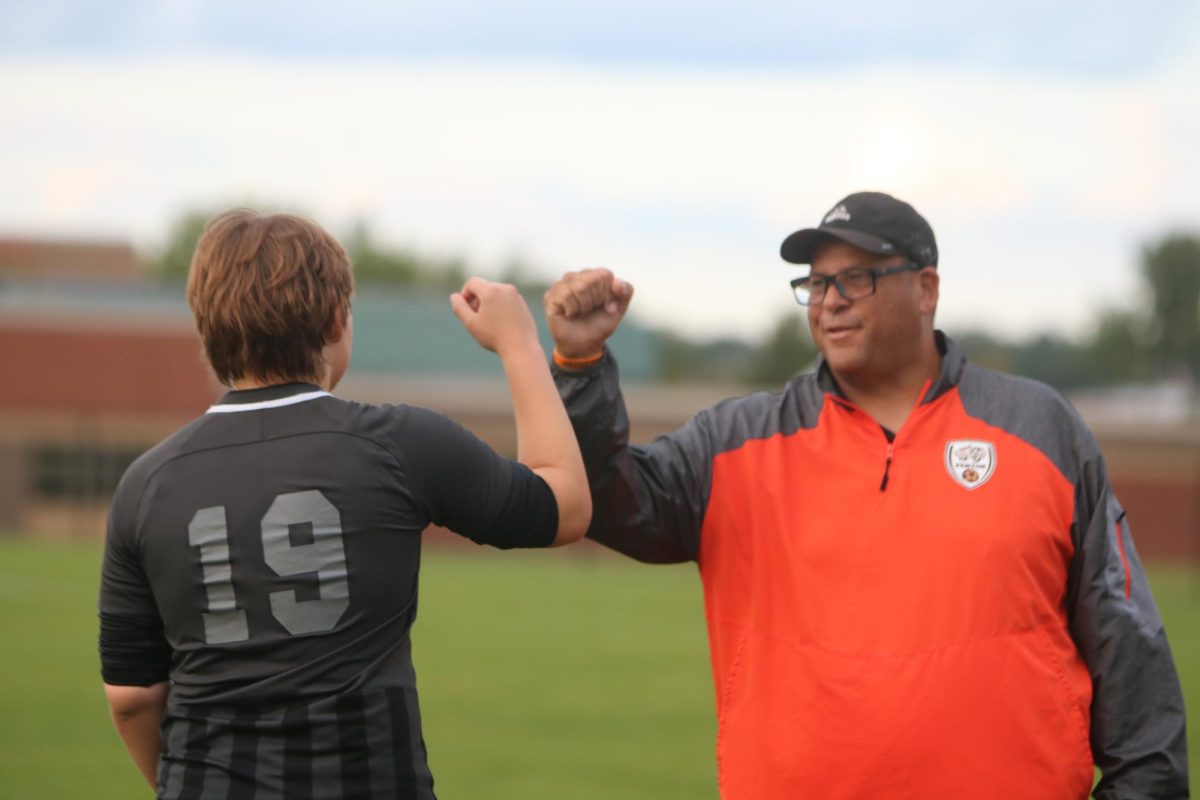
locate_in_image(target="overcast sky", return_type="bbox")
[3,1,1198,341]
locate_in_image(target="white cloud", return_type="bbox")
[1,51,1197,342]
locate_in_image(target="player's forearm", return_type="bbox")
[499,343,591,545]
[105,681,168,790]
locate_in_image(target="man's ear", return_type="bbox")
[324,309,348,344]
[918,267,939,315]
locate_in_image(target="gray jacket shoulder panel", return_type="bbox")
[954,361,1098,487]
[554,351,825,563]
[694,370,827,459]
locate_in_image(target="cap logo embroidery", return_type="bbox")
[823,204,851,224]
[944,440,996,490]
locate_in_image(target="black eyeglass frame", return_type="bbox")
[790,260,922,306]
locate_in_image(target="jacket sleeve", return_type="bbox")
[1067,441,1188,799]
[553,349,713,563]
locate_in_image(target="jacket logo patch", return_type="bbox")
[944,440,996,490]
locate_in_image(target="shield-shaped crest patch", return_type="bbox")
[944,440,997,490]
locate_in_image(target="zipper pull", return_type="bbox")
[880,442,895,492]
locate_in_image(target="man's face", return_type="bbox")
[806,240,936,383]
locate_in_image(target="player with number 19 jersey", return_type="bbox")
[99,381,560,799]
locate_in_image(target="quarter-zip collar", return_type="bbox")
[828,378,937,492]
[814,330,964,406]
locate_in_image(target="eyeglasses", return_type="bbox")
[790,261,921,306]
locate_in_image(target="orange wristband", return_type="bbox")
[552,348,605,369]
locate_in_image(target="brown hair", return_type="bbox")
[187,209,354,386]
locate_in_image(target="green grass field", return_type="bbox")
[0,536,1195,798]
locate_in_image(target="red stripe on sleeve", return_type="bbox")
[1114,520,1132,601]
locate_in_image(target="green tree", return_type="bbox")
[656,332,755,384]
[952,330,1015,374]
[1010,333,1096,390]
[344,220,421,285]
[1141,233,1200,380]
[152,210,470,292]
[743,313,816,388]
[153,209,212,281]
[345,220,468,291]
[1078,309,1151,385]
[499,256,551,297]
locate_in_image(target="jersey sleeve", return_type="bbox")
[397,406,559,549]
[98,477,172,686]
[552,349,712,563]
[1066,433,1188,798]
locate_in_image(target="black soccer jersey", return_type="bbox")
[99,382,559,799]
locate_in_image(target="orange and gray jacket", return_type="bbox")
[554,333,1187,800]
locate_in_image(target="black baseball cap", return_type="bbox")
[780,191,938,267]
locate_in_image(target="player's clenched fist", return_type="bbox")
[450,277,539,356]
[543,268,634,360]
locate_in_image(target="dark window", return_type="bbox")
[32,445,143,500]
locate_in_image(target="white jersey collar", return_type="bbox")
[207,387,332,414]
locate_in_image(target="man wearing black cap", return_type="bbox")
[543,191,1187,799]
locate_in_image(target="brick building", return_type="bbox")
[0,237,1196,561]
